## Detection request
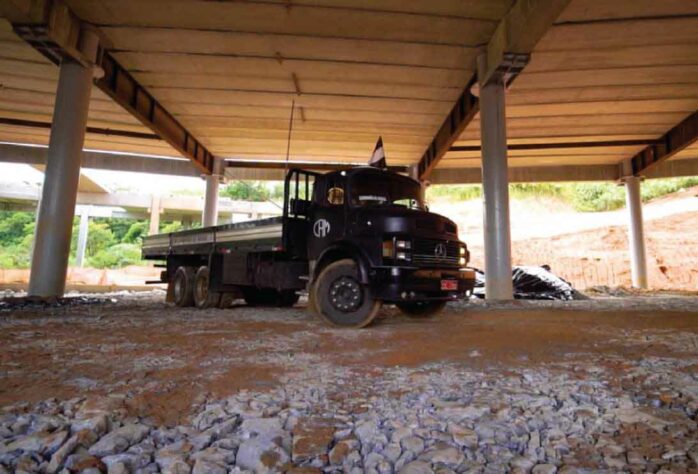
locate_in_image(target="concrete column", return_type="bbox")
[478,54,513,300]
[149,194,161,235]
[202,157,223,227]
[28,33,98,297]
[75,207,90,267]
[624,176,648,288]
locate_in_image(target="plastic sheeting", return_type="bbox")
[473,265,587,300]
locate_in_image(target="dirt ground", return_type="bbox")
[434,185,698,291]
[1,291,697,427]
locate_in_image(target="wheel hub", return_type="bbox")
[329,276,362,312]
[174,278,183,298]
[197,276,208,299]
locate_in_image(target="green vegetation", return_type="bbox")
[88,243,143,269]
[0,211,185,270]
[222,181,284,202]
[427,177,698,212]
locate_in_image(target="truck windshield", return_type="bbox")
[349,173,424,210]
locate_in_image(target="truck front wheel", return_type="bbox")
[172,266,195,307]
[396,301,446,318]
[193,266,221,309]
[315,259,381,328]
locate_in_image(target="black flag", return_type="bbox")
[368,136,387,168]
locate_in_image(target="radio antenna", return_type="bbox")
[284,99,295,175]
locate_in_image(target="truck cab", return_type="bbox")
[283,166,474,326]
[143,166,475,327]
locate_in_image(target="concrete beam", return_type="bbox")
[622,110,698,176]
[0,142,199,177]
[429,158,698,185]
[416,0,570,180]
[645,157,698,179]
[0,182,280,217]
[416,77,479,180]
[430,165,617,184]
[479,0,571,86]
[9,0,217,174]
[1,142,388,180]
[226,160,408,173]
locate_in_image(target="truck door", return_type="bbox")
[283,169,318,259]
[307,172,347,260]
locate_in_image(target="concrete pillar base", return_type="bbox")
[623,176,648,289]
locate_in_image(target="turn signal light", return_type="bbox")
[382,240,394,257]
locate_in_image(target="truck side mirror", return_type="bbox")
[290,198,311,217]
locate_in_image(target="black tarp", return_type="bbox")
[473,265,587,300]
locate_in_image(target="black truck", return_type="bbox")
[142,166,476,327]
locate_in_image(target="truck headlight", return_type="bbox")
[384,237,411,262]
[459,245,469,266]
[396,240,411,250]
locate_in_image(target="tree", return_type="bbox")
[160,221,183,233]
[70,220,115,258]
[97,217,139,242]
[0,211,34,246]
[88,243,142,269]
[123,221,148,242]
[222,181,270,201]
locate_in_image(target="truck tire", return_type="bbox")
[307,283,320,315]
[315,259,381,328]
[193,266,221,309]
[396,301,446,318]
[172,266,195,307]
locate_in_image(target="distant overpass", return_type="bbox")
[0,181,281,223]
[0,181,281,267]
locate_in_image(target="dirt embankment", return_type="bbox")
[433,186,698,290]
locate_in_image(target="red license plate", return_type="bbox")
[441,279,458,291]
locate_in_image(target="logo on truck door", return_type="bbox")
[313,219,331,238]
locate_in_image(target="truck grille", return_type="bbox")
[412,238,460,268]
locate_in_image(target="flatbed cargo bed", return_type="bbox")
[142,216,283,259]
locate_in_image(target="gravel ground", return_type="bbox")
[0,291,697,473]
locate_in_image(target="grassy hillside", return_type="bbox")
[427,177,698,212]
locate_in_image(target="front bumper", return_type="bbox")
[371,266,476,303]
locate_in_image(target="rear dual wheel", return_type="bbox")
[172,266,195,307]
[313,259,381,328]
[172,265,232,309]
[193,266,221,309]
